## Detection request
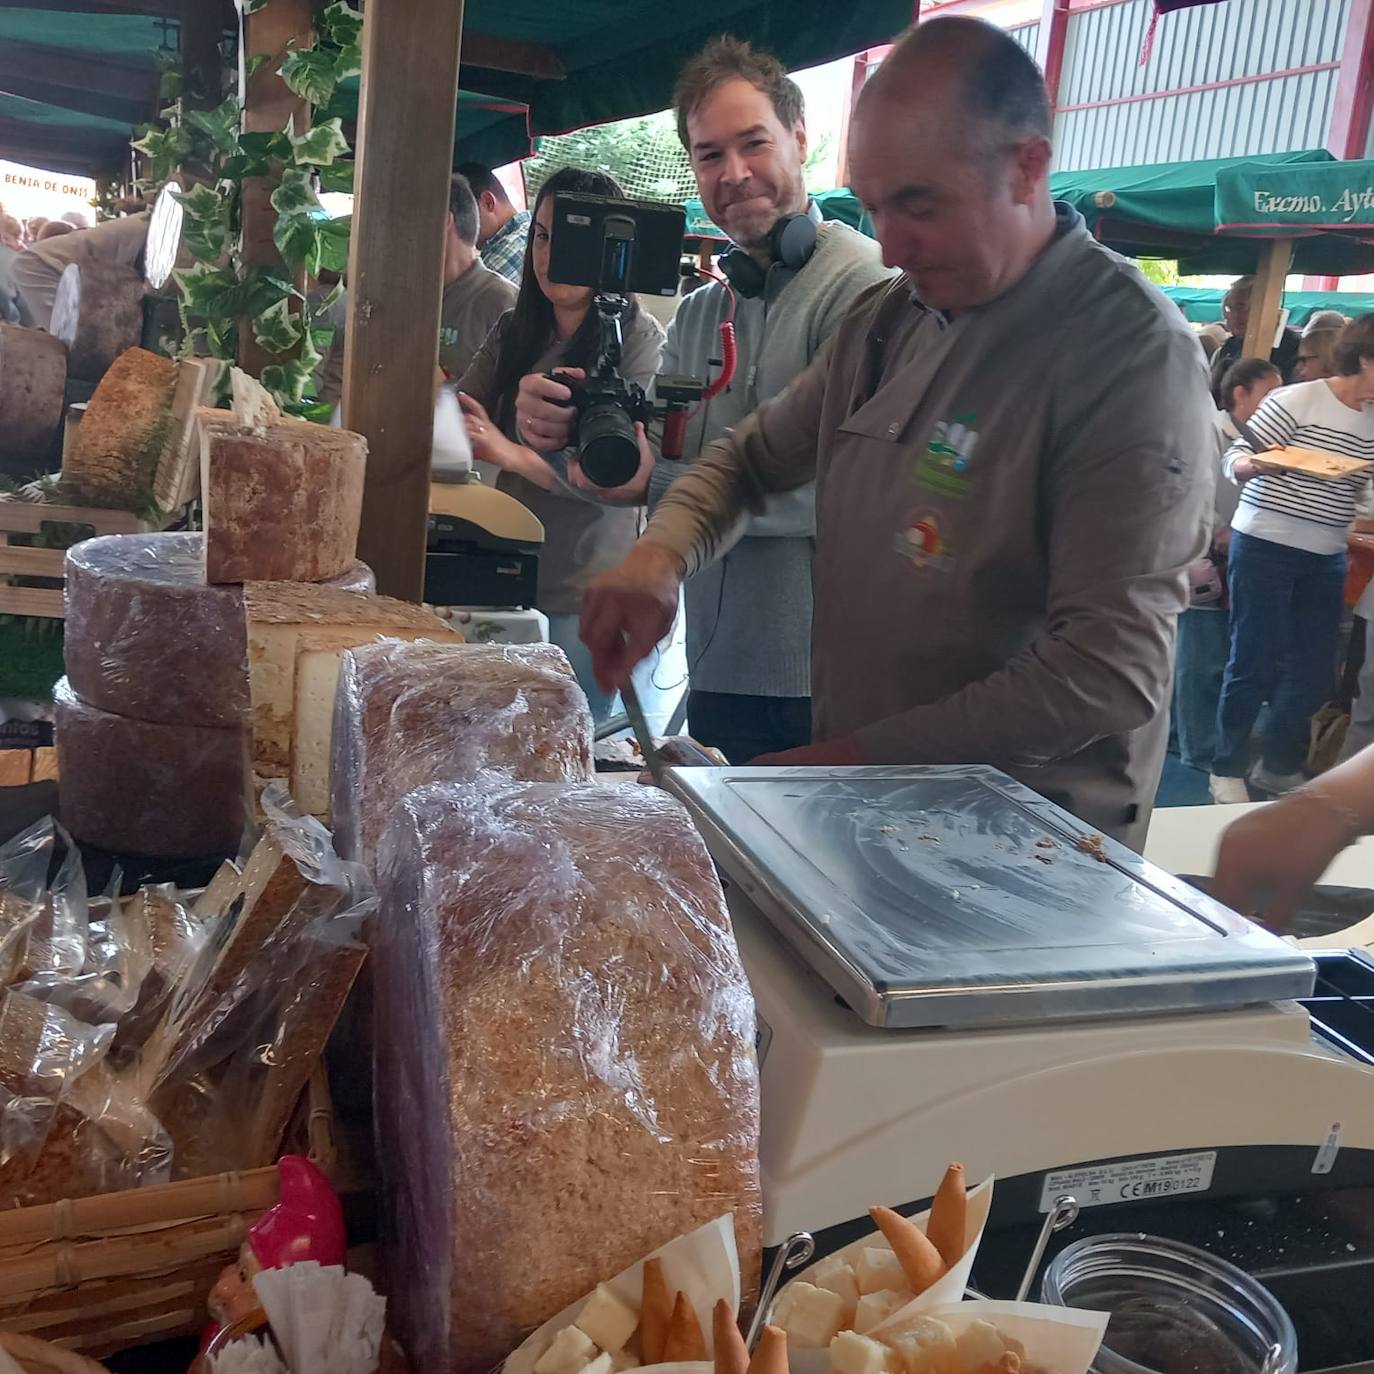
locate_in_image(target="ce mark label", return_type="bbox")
[1038,1151,1218,1211]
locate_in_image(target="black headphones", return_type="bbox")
[717,206,820,299]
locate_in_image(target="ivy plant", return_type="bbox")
[132,0,361,416]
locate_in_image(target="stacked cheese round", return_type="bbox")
[57,532,374,859]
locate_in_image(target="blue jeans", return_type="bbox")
[1172,607,1230,771]
[1214,530,1346,778]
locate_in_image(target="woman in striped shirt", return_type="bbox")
[1210,315,1374,803]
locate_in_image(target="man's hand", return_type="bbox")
[516,368,584,452]
[752,736,866,767]
[581,542,684,692]
[1232,456,1265,482]
[568,421,654,505]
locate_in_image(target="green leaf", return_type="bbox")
[270,165,321,218]
[286,399,336,423]
[261,358,315,405]
[297,319,324,372]
[280,47,342,106]
[243,0,272,11]
[253,298,304,354]
[317,2,363,49]
[314,215,351,272]
[170,182,231,264]
[289,117,349,167]
[316,161,354,194]
[184,95,243,157]
[226,130,292,180]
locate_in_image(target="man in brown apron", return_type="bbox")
[580,16,1215,847]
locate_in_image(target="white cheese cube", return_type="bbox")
[887,1319,958,1374]
[810,1256,861,1322]
[954,1321,1019,1371]
[534,1326,598,1374]
[579,1355,614,1374]
[576,1284,641,1353]
[855,1247,909,1296]
[853,1290,912,1335]
[773,1280,847,1349]
[829,1330,890,1374]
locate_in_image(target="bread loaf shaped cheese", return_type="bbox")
[330,642,593,858]
[61,347,178,509]
[245,582,460,777]
[200,411,367,583]
[374,781,763,1374]
[54,678,246,858]
[0,323,66,470]
[64,532,374,728]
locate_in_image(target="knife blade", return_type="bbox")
[1233,416,1266,454]
[621,680,666,785]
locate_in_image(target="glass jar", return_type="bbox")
[1041,1233,1297,1374]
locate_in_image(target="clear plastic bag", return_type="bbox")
[373,779,762,1374]
[330,641,594,862]
[0,815,86,986]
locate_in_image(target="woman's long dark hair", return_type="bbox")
[487,166,642,431]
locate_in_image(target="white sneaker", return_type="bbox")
[1249,764,1306,795]
[1209,774,1250,804]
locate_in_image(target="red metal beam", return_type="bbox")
[1035,0,1070,106]
[1329,0,1374,159]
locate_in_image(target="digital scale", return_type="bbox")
[666,765,1374,1371]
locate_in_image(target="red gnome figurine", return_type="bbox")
[203,1156,347,1347]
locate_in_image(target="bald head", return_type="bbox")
[860,17,1052,156]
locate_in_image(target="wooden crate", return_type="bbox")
[0,1072,355,1360]
[0,500,150,621]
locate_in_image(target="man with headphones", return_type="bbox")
[517,37,889,763]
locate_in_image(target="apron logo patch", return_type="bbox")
[914,412,979,499]
[895,509,954,572]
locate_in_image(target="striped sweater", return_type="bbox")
[1223,380,1374,555]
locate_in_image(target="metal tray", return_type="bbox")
[668,764,1315,1029]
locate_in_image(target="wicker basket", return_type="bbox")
[0,1070,342,1360]
[0,1332,111,1374]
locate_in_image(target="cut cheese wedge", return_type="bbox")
[245,582,461,778]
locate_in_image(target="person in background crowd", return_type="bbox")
[1305,309,1350,334]
[1295,326,1341,382]
[1209,275,1300,399]
[1210,316,1374,803]
[1214,740,1374,930]
[581,16,1215,848]
[12,210,150,330]
[36,221,74,242]
[24,215,46,244]
[318,174,515,407]
[1197,321,1227,362]
[0,213,31,325]
[60,210,90,230]
[1172,357,1282,774]
[454,162,530,286]
[516,36,892,762]
[456,166,665,720]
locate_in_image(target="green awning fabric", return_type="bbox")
[1216,158,1374,236]
[1163,286,1374,327]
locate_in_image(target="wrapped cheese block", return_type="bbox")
[61,347,178,509]
[375,781,763,1374]
[0,323,66,470]
[329,642,592,855]
[200,411,367,583]
[245,581,460,776]
[54,678,246,858]
[64,532,373,728]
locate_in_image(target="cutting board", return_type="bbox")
[1258,445,1374,480]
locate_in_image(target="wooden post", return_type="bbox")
[1241,239,1294,362]
[238,0,311,378]
[343,0,465,601]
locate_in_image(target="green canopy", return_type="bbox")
[1215,158,1374,237]
[1163,286,1374,326]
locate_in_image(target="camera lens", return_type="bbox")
[577,401,642,488]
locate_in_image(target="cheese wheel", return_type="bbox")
[200,412,366,583]
[64,532,374,728]
[0,324,66,472]
[50,259,145,381]
[54,678,246,859]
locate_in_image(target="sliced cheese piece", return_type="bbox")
[575,1283,640,1354]
[245,581,459,777]
[533,1327,597,1374]
[829,1331,890,1374]
[853,1290,911,1335]
[855,1247,908,1297]
[773,1280,846,1349]
[200,410,366,583]
[289,625,463,817]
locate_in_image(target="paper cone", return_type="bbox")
[777,1176,995,1374]
[504,1214,741,1374]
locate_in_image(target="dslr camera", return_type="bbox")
[547,193,704,487]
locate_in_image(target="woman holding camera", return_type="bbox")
[458,166,664,720]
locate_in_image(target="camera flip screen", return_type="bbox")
[548,192,686,297]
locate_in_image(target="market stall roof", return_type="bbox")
[0,0,915,178]
[1163,285,1374,327]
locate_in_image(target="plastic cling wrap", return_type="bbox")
[331,642,594,862]
[64,532,374,728]
[374,781,763,1374]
